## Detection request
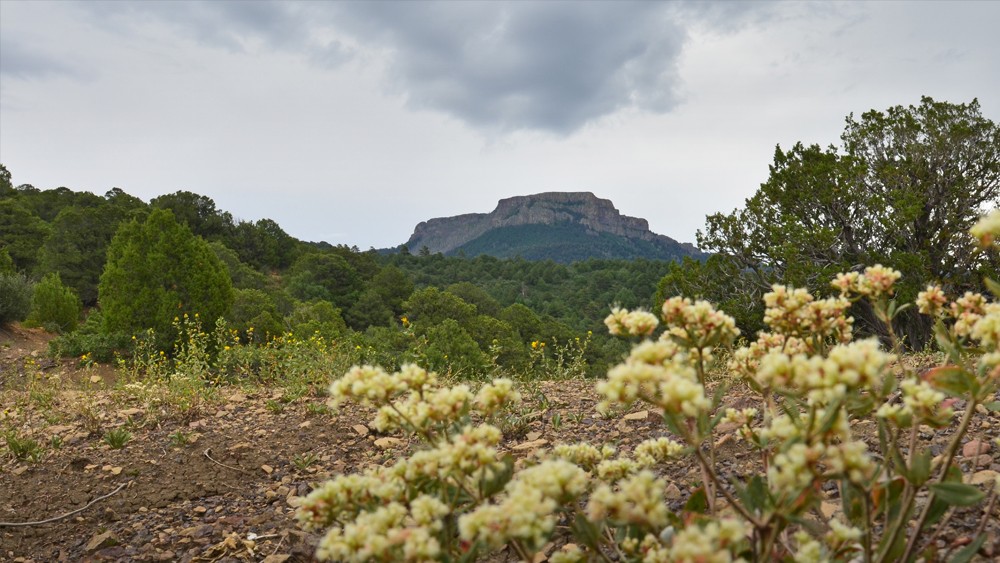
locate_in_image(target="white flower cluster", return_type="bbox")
[587,470,670,529]
[373,385,474,433]
[551,443,616,470]
[399,424,504,482]
[297,466,405,529]
[952,292,986,337]
[831,265,902,299]
[633,437,686,466]
[755,339,891,405]
[660,296,741,347]
[972,302,1000,348]
[329,364,436,408]
[876,378,954,425]
[474,378,521,417]
[316,497,448,563]
[459,460,588,550]
[970,209,1000,248]
[763,285,853,344]
[658,519,749,563]
[605,307,660,336]
[597,348,710,417]
[916,285,948,316]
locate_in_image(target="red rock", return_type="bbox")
[962,440,990,458]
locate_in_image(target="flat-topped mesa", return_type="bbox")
[405,192,690,255]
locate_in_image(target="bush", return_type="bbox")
[25,272,81,332]
[49,310,132,362]
[0,272,32,328]
[297,214,1000,563]
[99,208,233,348]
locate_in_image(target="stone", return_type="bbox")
[526,431,543,441]
[820,502,841,518]
[664,483,682,500]
[969,470,998,485]
[962,440,990,458]
[374,437,401,449]
[263,556,291,563]
[86,530,116,554]
[352,424,369,437]
[261,465,274,474]
[624,410,648,421]
[513,439,548,451]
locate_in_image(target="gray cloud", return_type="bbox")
[70,1,775,134]
[0,35,88,81]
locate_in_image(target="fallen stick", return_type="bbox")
[204,448,251,474]
[0,482,129,527]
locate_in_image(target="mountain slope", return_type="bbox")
[402,192,704,263]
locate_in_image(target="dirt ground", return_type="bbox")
[1,326,999,563]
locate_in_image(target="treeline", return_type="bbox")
[1,169,674,377]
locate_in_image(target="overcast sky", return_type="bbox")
[1,1,997,249]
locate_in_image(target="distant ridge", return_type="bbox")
[399,192,705,263]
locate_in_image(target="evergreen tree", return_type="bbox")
[26,272,81,333]
[99,209,233,345]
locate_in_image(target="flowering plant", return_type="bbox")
[299,214,1000,563]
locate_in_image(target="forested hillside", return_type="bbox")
[1,169,677,377]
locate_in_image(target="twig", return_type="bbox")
[0,482,128,527]
[204,448,251,475]
[270,532,288,555]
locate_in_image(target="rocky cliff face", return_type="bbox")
[405,192,699,256]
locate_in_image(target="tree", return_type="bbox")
[229,288,283,342]
[344,288,395,330]
[0,272,32,328]
[696,97,1000,349]
[286,253,363,310]
[446,282,502,317]
[37,205,123,305]
[369,265,414,317]
[0,198,51,273]
[25,273,81,333]
[151,191,235,243]
[99,209,233,346]
[229,218,297,270]
[403,287,477,328]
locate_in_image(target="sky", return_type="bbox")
[1,1,998,250]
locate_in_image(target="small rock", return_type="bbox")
[526,431,543,441]
[104,507,121,522]
[86,530,116,553]
[111,466,123,475]
[193,506,207,514]
[262,556,291,563]
[261,465,274,474]
[90,375,102,384]
[664,483,682,500]
[352,424,369,437]
[962,440,990,458]
[820,502,841,518]
[299,421,311,428]
[228,393,247,403]
[119,408,143,417]
[969,469,999,485]
[716,422,740,434]
[624,410,648,421]
[374,437,401,449]
[513,439,548,451]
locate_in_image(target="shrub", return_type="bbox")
[297,214,1000,563]
[49,310,132,362]
[0,272,32,328]
[25,272,81,332]
[98,208,233,349]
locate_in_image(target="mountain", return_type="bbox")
[401,192,705,263]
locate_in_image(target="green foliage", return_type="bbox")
[209,241,269,291]
[99,208,234,347]
[36,205,123,305]
[229,288,283,342]
[287,252,362,309]
[654,255,766,337]
[420,318,488,375]
[0,198,51,273]
[150,190,234,243]
[368,264,414,316]
[344,288,394,330]
[25,272,81,333]
[0,272,33,328]
[103,427,132,449]
[48,310,132,363]
[446,282,501,317]
[229,218,297,270]
[0,247,13,275]
[286,300,349,340]
[4,432,43,462]
[698,97,1000,349]
[404,287,477,327]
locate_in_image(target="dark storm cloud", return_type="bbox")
[72,1,773,134]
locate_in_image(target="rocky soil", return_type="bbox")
[2,329,999,563]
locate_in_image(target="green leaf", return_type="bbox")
[684,488,709,514]
[712,382,730,409]
[910,449,932,487]
[846,394,875,418]
[479,455,514,498]
[737,475,769,514]
[948,534,986,563]
[985,276,1000,299]
[928,482,986,507]
[983,401,1000,412]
